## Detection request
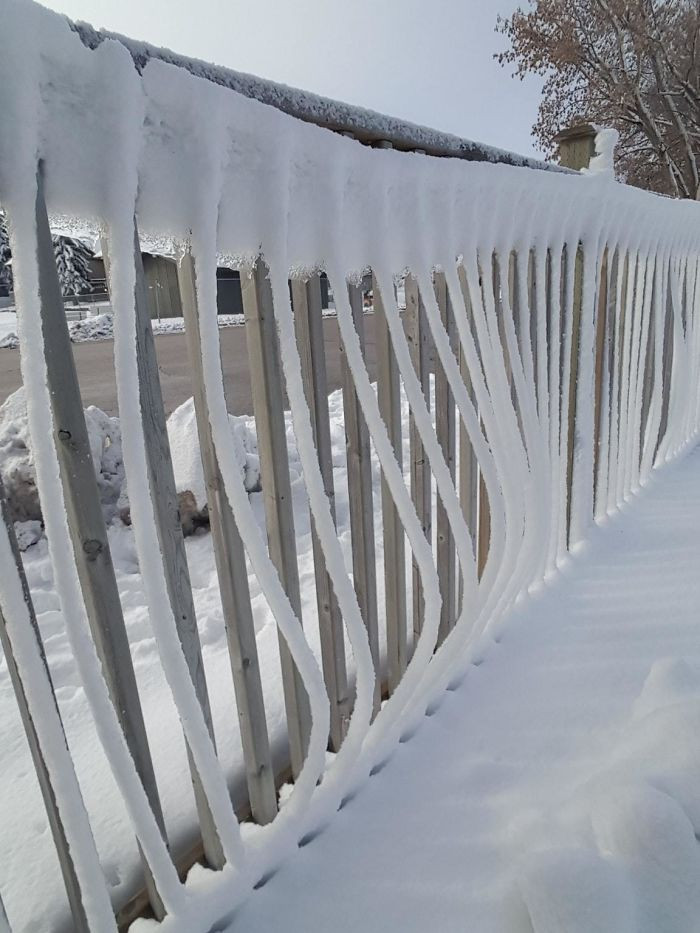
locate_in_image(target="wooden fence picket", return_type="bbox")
[34,168,168,919]
[241,261,312,777]
[340,283,381,714]
[291,275,350,750]
[177,251,278,825]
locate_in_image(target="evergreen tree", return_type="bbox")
[0,212,11,294]
[52,235,93,297]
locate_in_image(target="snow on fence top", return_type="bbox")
[2,2,700,933]
[1,1,698,269]
[69,19,572,175]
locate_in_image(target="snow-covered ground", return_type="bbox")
[0,385,411,933]
[0,307,364,350]
[0,311,17,346]
[4,379,700,933]
[225,444,700,933]
[0,311,249,349]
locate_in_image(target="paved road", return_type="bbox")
[0,316,377,417]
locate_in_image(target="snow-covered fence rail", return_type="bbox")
[2,2,700,931]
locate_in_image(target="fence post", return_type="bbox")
[241,261,312,777]
[340,283,381,714]
[554,124,597,171]
[177,251,277,824]
[373,272,407,693]
[404,274,431,644]
[33,167,168,918]
[433,271,457,642]
[291,275,350,751]
[103,228,225,869]
[556,125,597,544]
[0,478,90,932]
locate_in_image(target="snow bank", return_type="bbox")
[68,311,114,342]
[70,311,251,343]
[0,312,257,349]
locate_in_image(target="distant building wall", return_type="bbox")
[143,254,182,319]
[216,267,244,316]
[94,258,330,320]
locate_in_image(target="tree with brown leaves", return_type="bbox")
[496,0,700,198]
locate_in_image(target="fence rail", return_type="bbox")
[1,4,700,932]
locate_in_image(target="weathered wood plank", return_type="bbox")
[0,477,90,932]
[373,273,407,693]
[242,261,311,776]
[35,169,168,918]
[593,249,610,513]
[291,275,350,751]
[654,261,674,461]
[177,252,277,824]
[404,274,431,645]
[340,284,381,715]
[638,267,656,468]
[106,229,225,869]
[433,271,457,643]
[0,891,8,933]
[565,245,584,546]
[456,263,490,580]
[458,282,478,610]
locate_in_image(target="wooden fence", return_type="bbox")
[1,10,700,932]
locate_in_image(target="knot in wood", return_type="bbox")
[82,538,103,560]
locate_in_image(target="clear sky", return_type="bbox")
[40,0,544,159]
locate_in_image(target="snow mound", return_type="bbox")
[518,846,634,933]
[632,657,700,720]
[166,396,261,514]
[0,386,124,525]
[517,656,700,933]
[0,331,18,349]
[592,784,700,932]
[68,311,114,342]
[0,388,266,540]
[13,518,42,551]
